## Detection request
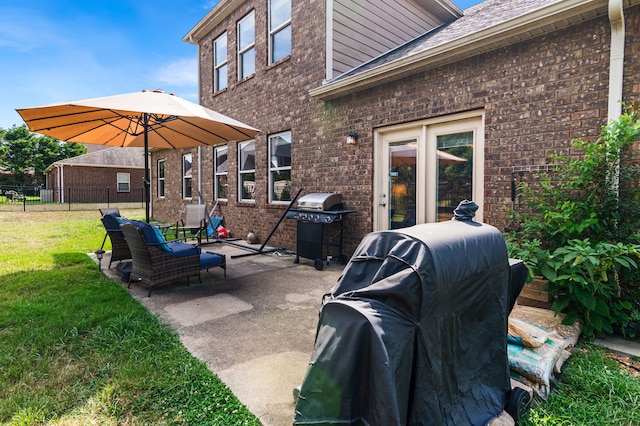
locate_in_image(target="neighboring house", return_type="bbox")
[44,147,145,203]
[151,0,640,257]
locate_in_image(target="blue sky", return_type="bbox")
[0,0,484,130]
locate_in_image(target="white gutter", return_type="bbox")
[608,0,625,122]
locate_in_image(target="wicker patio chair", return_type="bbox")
[121,221,226,296]
[100,211,132,268]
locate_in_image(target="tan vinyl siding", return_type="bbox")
[331,0,445,77]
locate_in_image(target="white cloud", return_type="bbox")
[151,57,198,88]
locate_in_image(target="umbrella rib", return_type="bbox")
[174,117,256,144]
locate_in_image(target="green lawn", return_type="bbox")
[0,210,260,425]
[0,210,639,425]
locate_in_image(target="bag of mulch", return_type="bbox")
[508,334,564,387]
[508,317,552,348]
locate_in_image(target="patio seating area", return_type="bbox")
[120,220,226,296]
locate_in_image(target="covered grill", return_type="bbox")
[286,193,356,270]
[294,201,531,425]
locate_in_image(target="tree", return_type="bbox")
[0,125,87,186]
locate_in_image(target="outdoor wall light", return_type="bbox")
[346,132,358,145]
[95,249,105,271]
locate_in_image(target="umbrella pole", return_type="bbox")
[144,113,151,223]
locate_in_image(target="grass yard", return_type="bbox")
[1,210,639,425]
[0,210,260,425]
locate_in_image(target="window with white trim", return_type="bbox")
[214,146,228,200]
[269,131,291,203]
[157,159,165,198]
[269,0,291,64]
[238,140,256,201]
[183,153,192,199]
[214,32,228,92]
[117,173,130,192]
[237,11,255,80]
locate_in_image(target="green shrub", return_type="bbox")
[506,104,640,338]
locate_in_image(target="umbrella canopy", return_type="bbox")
[391,143,468,166]
[16,89,260,222]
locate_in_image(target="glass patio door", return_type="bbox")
[374,114,483,231]
[388,140,418,229]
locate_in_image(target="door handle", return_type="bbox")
[379,193,387,206]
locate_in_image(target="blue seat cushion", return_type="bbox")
[168,241,200,257]
[200,252,224,269]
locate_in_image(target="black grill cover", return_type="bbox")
[294,219,511,425]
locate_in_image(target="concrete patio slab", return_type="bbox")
[96,241,342,426]
[164,293,254,327]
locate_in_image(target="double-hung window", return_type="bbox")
[214,32,228,92]
[268,131,291,203]
[214,146,228,200]
[117,173,130,192]
[183,153,192,199]
[238,140,256,201]
[269,0,291,64]
[237,11,255,80]
[157,159,165,198]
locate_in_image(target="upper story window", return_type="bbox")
[269,0,291,64]
[157,159,165,198]
[214,32,228,92]
[237,11,256,80]
[269,131,291,203]
[238,140,256,201]
[117,173,130,192]
[214,145,228,200]
[183,153,193,199]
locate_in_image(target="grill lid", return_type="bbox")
[297,193,343,211]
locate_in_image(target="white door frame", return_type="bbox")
[373,110,485,231]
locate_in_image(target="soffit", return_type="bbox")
[183,0,244,44]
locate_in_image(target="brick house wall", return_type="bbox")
[47,165,145,203]
[151,3,640,258]
[152,0,327,249]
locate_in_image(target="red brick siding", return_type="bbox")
[47,166,144,203]
[151,4,640,257]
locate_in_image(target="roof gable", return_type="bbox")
[45,147,145,172]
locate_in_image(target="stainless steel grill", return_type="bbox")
[286,193,356,270]
[296,193,343,211]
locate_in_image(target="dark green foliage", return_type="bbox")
[0,124,87,185]
[506,105,640,338]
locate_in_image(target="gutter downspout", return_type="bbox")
[608,0,625,122]
[608,0,625,197]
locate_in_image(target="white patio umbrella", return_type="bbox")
[16,89,259,222]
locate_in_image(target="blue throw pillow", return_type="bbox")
[152,226,172,252]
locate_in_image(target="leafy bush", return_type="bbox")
[506,104,640,338]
